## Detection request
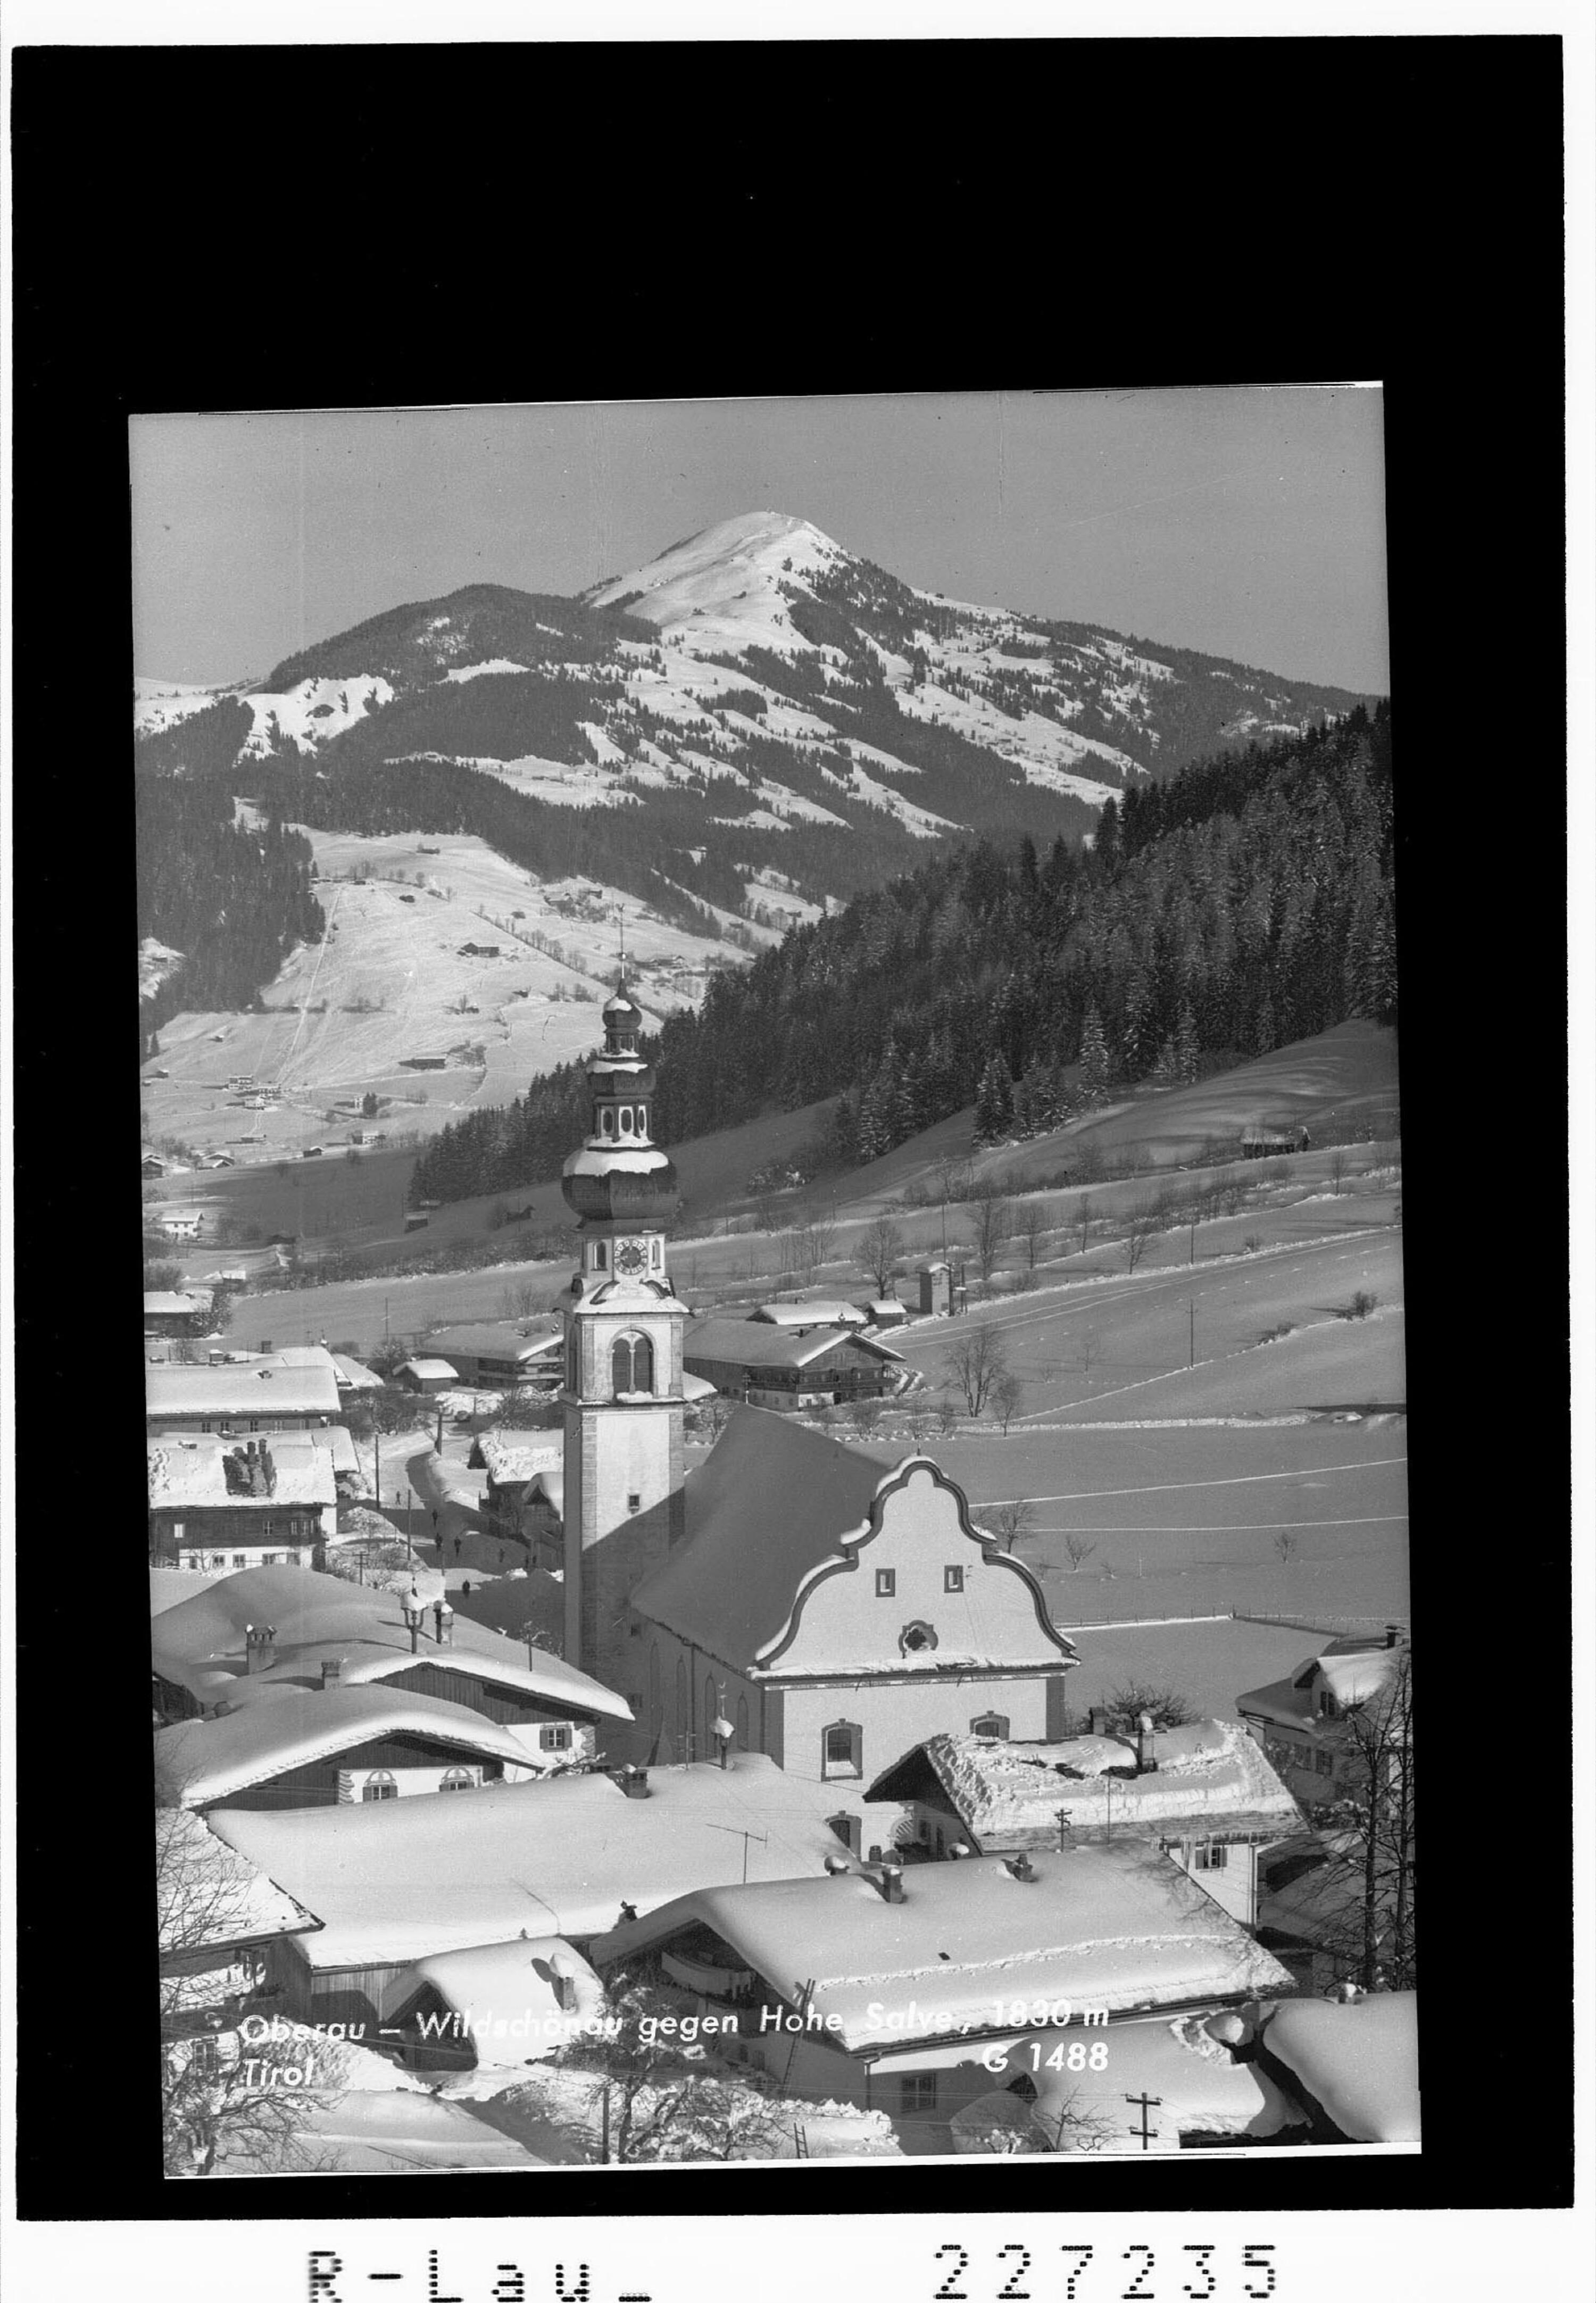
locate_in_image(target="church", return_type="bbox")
[556,983,1077,1776]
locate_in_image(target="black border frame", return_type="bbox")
[10,30,1570,2221]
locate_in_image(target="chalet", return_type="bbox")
[396,1358,459,1395]
[682,1316,904,1409]
[1241,1123,1312,1159]
[144,1289,213,1336]
[400,1055,448,1071]
[145,1359,343,1433]
[205,1755,875,2031]
[157,1808,322,2036]
[466,1432,562,1557]
[147,1434,339,1571]
[154,1682,569,1813]
[588,1844,1294,2155]
[300,1145,323,1159]
[865,1720,1301,1928]
[1237,1628,1407,1805]
[858,1297,909,1331]
[161,1210,205,1240]
[456,942,501,958]
[425,1321,563,1389]
[628,1408,1078,1781]
[149,1565,633,1761]
[143,1155,168,1179]
[379,1936,606,2076]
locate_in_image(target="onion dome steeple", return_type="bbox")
[560,979,679,1233]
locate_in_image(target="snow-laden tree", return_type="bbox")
[552,1976,795,2165]
[156,1811,347,2179]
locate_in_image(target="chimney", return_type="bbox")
[876,1858,905,1904]
[619,1767,651,1800]
[548,1952,577,2012]
[1087,1706,1109,1737]
[320,1657,342,1690]
[1135,1711,1158,1774]
[244,1623,277,1674]
[400,1590,425,1654]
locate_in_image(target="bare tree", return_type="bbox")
[1273,1531,1297,1564]
[1124,1198,1161,1275]
[792,1209,838,1285]
[968,1192,1013,1290]
[935,1390,960,1438]
[1012,1200,1050,1276]
[555,1975,793,2164]
[903,1395,935,1445]
[1103,1681,1198,1733]
[157,1811,346,2177]
[1328,1146,1351,1196]
[1076,1194,1093,1257]
[992,1370,1026,1434]
[1273,1651,1416,1992]
[855,1215,906,1298]
[945,1327,1010,1416]
[1062,1531,1099,1572]
[977,1498,1033,1553]
[1076,1328,1101,1383]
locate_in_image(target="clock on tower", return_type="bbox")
[613,1237,649,1277]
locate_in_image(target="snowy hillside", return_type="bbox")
[135,514,1371,1026]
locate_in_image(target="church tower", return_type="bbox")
[559,984,686,1698]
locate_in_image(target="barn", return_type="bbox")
[683,1317,904,1410]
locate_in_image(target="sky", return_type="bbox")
[129,387,1389,694]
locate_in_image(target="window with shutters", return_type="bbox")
[541,1725,573,1752]
[362,1773,398,1802]
[440,1768,476,1793]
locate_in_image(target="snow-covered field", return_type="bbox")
[139,828,751,1156]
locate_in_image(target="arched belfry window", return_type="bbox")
[612,1332,654,1395]
[593,1240,607,1270]
[600,1108,615,1136]
[637,1105,649,1135]
[619,1107,634,1136]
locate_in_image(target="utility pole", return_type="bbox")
[1189,1298,1195,1368]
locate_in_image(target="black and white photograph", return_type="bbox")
[134,387,1413,2177]
[3,15,1582,2299]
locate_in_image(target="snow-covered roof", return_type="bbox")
[751,1300,868,1328]
[681,1371,718,1402]
[400,1358,459,1382]
[156,1809,320,1955]
[631,1408,893,1661]
[270,1345,341,1373]
[524,1466,563,1512]
[146,1361,342,1418]
[331,1353,385,1391]
[476,1432,560,1486]
[1260,1992,1419,2142]
[229,2089,546,2175]
[869,1724,1301,1847]
[591,1844,1295,2053]
[426,1323,562,1362]
[155,1683,543,1808]
[390,1936,605,2061]
[147,1434,339,1510]
[152,1566,230,1615]
[980,2010,1308,2150]
[1238,1639,1404,1727]
[144,1290,209,1317]
[450,1568,564,1642]
[684,1317,902,1369]
[632,1414,1069,1678]
[207,1756,869,1965]
[149,1564,631,1723]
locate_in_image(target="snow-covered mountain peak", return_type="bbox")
[586,509,850,655]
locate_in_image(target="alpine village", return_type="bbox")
[144,509,1414,2176]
